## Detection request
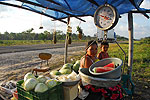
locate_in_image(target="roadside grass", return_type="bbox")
[0,40,53,46]
[104,42,150,82]
[0,40,89,46]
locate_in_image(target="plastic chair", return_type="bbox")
[32,53,52,75]
[121,74,135,100]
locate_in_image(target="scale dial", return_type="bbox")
[94,4,119,31]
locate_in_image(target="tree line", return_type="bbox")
[0,28,94,40]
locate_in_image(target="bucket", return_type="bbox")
[79,68,121,87]
[89,58,123,79]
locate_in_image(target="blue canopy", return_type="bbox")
[0,0,149,23]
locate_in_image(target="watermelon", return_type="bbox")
[103,62,115,68]
[93,67,114,73]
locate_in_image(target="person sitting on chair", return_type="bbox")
[80,40,98,68]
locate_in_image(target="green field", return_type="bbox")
[0,40,89,46]
[0,40,56,46]
[107,41,150,82]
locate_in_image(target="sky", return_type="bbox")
[0,0,150,39]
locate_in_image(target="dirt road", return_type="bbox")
[0,43,85,83]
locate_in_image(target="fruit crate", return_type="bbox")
[17,80,64,100]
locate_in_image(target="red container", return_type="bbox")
[13,90,18,99]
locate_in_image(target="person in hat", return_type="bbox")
[80,40,98,68]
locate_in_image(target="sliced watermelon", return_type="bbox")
[103,62,115,68]
[93,67,114,73]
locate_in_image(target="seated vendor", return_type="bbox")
[77,40,123,100]
[80,40,98,68]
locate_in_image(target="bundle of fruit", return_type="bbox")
[22,73,60,93]
[50,61,81,86]
[17,73,64,100]
[50,60,80,76]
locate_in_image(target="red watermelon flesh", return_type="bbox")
[103,62,115,68]
[93,67,114,73]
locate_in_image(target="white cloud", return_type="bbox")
[140,0,150,9]
[0,0,149,39]
[0,4,42,33]
[0,5,9,12]
[134,23,150,38]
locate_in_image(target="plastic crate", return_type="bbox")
[17,80,64,100]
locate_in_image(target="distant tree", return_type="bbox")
[30,33,36,40]
[140,37,150,44]
[9,32,16,40]
[38,33,45,40]
[4,31,10,40]
[0,28,94,41]
[43,30,51,40]
[56,30,65,40]
[16,33,23,40]
[72,33,78,40]
[116,35,128,41]
[34,34,39,40]
[0,33,2,40]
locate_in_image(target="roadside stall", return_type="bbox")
[0,0,150,100]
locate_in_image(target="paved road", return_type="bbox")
[0,42,86,54]
[0,42,86,67]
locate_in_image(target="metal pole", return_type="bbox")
[115,41,126,74]
[64,16,70,64]
[128,12,134,76]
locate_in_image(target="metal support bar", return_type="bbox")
[131,10,150,13]
[115,41,127,74]
[16,0,86,22]
[129,0,149,19]
[87,0,99,6]
[0,1,67,24]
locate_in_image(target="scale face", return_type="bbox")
[94,4,119,31]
